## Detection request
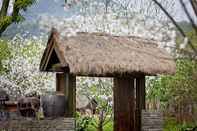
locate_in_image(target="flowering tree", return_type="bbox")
[77,77,113,131]
[0,36,55,100]
[63,0,197,57]
[39,0,177,55]
[152,0,197,57]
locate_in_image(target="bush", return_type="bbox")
[76,112,113,131]
[76,112,93,131]
[164,117,197,131]
[0,39,10,73]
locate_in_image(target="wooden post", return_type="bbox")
[56,73,76,117]
[135,76,146,131]
[113,77,135,131]
[56,73,65,93]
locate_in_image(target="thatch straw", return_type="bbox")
[41,29,176,76]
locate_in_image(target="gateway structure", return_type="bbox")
[40,28,176,131]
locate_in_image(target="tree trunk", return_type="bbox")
[0,0,20,36]
[0,0,10,18]
[12,0,20,20]
[97,110,104,131]
[0,0,11,36]
[0,20,12,37]
[97,124,103,131]
[191,0,197,17]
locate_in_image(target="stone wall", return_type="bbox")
[142,110,163,131]
[0,117,75,131]
[0,110,164,131]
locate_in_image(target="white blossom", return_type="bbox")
[180,37,188,49]
[38,3,176,53]
[0,36,55,100]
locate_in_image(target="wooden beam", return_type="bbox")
[113,77,135,131]
[135,76,146,131]
[40,28,58,71]
[42,42,55,71]
[56,73,76,117]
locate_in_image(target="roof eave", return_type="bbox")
[40,28,67,72]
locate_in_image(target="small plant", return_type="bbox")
[76,112,93,131]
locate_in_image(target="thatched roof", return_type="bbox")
[40,28,176,76]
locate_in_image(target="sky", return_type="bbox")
[0,0,196,22]
[176,0,197,22]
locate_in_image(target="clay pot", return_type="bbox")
[41,94,66,117]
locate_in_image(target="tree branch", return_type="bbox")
[0,0,10,18]
[12,0,20,22]
[180,0,197,36]
[152,0,197,56]
[190,0,197,17]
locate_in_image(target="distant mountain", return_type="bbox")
[178,21,193,32]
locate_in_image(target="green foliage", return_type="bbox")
[76,112,93,131]
[0,16,12,28]
[176,29,197,55]
[102,121,113,131]
[180,29,197,56]
[0,0,36,35]
[14,14,25,23]
[13,0,36,23]
[15,0,36,11]
[186,30,197,49]
[164,117,180,131]
[76,111,113,131]
[77,77,113,131]
[164,117,197,131]
[86,119,113,131]
[0,39,10,73]
[166,59,197,105]
[147,59,197,107]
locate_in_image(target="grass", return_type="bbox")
[78,116,197,131]
[87,121,113,131]
[164,117,197,131]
